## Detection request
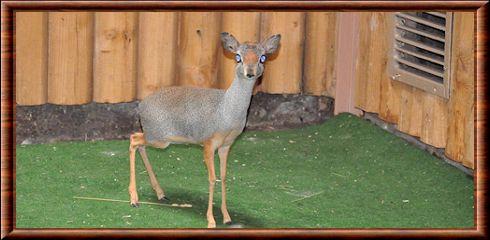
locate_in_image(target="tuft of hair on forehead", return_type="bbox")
[238,42,264,56]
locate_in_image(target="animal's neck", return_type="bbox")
[221,72,256,124]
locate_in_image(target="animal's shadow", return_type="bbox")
[140,188,265,228]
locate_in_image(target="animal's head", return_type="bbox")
[220,32,281,80]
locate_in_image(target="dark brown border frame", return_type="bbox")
[1,1,487,239]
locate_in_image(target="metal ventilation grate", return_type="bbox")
[391,12,453,98]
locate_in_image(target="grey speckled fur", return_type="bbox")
[138,32,281,145]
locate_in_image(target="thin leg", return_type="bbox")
[204,142,217,228]
[138,146,168,201]
[128,133,146,207]
[218,145,232,224]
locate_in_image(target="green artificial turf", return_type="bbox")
[16,113,474,228]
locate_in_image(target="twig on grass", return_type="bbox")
[291,190,325,203]
[331,172,346,178]
[73,196,192,208]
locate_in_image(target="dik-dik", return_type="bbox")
[128,32,281,228]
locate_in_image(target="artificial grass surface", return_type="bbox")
[16,113,474,228]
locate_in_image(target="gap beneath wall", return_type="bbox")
[361,112,473,177]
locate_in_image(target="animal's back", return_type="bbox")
[138,86,225,144]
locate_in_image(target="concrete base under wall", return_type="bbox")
[16,93,334,145]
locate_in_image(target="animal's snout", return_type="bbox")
[244,66,257,79]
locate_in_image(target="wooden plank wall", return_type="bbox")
[15,11,338,105]
[15,12,48,105]
[354,12,474,168]
[15,11,474,168]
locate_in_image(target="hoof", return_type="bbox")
[130,202,140,208]
[224,221,233,225]
[158,196,170,202]
[207,222,216,228]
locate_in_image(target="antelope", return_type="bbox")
[128,32,281,228]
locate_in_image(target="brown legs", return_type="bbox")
[128,132,167,207]
[139,146,167,201]
[203,141,233,228]
[129,133,144,207]
[129,132,233,228]
[218,145,232,225]
[203,141,217,228]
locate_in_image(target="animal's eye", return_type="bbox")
[260,55,267,63]
[235,54,242,63]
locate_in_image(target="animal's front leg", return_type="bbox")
[204,143,216,228]
[218,145,232,225]
[203,142,217,228]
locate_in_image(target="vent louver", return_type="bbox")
[391,12,452,98]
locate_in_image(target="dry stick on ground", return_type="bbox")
[73,196,192,208]
[291,191,325,203]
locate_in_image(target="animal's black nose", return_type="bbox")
[246,73,255,78]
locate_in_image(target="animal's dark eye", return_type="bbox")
[235,54,241,63]
[260,55,267,63]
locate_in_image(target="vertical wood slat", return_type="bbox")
[303,12,338,97]
[353,13,369,110]
[407,89,424,137]
[177,12,222,88]
[376,12,401,124]
[354,13,380,113]
[420,93,448,148]
[397,84,415,134]
[397,86,424,137]
[47,12,94,105]
[259,12,305,94]
[334,12,362,116]
[93,12,138,103]
[219,12,261,90]
[137,12,178,99]
[15,12,48,105]
[445,12,475,168]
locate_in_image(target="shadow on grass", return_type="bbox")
[140,188,265,228]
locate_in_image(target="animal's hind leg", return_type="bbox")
[128,132,146,207]
[138,146,169,201]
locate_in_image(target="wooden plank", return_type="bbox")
[378,13,401,124]
[219,12,260,90]
[47,12,93,105]
[334,12,362,116]
[420,93,448,148]
[355,13,385,113]
[397,84,414,133]
[463,104,474,169]
[93,12,138,103]
[176,12,222,88]
[353,13,372,111]
[303,12,337,97]
[259,12,305,94]
[15,12,48,105]
[445,12,474,168]
[137,12,178,99]
[407,88,424,137]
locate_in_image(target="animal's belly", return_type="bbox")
[165,135,200,145]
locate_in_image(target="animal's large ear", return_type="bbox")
[220,32,239,53]
[261,34,281,55]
